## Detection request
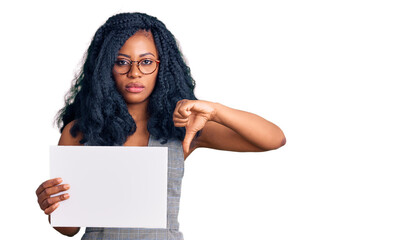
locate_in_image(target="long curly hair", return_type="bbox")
[55,12,197,146]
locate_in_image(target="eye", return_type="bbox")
[140,59,153,65]
[115,59,131,66]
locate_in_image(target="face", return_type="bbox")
[112,30,159,105]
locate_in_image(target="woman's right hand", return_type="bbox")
[36,178,70,215]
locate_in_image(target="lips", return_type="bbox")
[125,82,145,93]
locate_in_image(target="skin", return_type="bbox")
[36,30,286,237]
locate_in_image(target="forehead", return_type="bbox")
[118,30,158,57]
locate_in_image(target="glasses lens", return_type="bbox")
[114,59,131,74]
[139,59,158,74]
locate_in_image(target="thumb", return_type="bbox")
[182,129,196,155]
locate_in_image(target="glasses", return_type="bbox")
[113,58,160,75]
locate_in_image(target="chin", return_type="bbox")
[124,95,149,105]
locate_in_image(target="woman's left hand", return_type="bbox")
[173,100,216,154]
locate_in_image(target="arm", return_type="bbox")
[173,100,286,158]
[49,215,80,237]
[198,103,285,151]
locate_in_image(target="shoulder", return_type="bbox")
[58,120,83,146]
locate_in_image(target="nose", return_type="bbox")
[127,62,142,78]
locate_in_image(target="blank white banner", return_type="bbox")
[50,146,168,228]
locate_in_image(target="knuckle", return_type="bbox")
[44,188,52,196]
[40,202,47,210]
[37,195,44,205]
[178,99,187,105]
[35,186,41,195]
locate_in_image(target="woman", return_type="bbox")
[36,12,285,239]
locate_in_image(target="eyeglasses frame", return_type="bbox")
[113,58,160,75]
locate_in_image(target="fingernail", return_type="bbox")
[64,184,70,189]
[64,193,70,198]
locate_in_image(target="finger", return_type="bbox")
[173,106,187,123]
[177,102,193,118]
[38,184,70,203]
[173,112,188,122]
[173,119,188,124]
[44,202,60,215]
[178,108,191,118]
[173,117,188,124]
[176,99,188,106]
[37,184,70,205]
[173,110,187,118]
[174,122,187,128]
[36,178,62,196]
[183,130,197,154]
[40,193,70,211]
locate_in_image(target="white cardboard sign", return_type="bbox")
[49,146,168,228]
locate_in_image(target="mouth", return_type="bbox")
[125,82,145,93]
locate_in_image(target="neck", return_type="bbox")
[127,101,149,123]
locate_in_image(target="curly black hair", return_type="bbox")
[55,12,197,146]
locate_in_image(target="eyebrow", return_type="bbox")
[117,53,156,58]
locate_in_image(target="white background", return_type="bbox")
[1,0,408,239]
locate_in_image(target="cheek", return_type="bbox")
[112,74,124,88]
[148,73,158,89]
